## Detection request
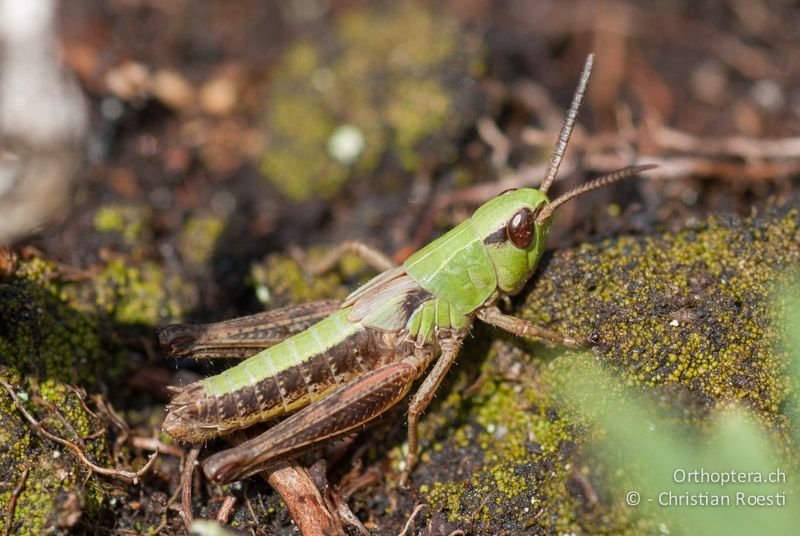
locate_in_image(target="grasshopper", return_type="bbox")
[162,53,655,485]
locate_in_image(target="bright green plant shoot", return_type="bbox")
[161,53,655,486]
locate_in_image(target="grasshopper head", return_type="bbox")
[465,53,594,297]
[469,53,655,296]
[471,163,655,296]
[470,188,552,296]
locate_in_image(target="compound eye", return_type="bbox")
[506,207,534,249]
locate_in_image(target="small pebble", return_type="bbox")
[200,76,237,115]
[152,69,195,110]
[105,61,150,101]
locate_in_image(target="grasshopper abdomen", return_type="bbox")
[164,309,397,442]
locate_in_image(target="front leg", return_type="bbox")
[203,360,419,484]
[402,332,464,486]
[477,305,588,349]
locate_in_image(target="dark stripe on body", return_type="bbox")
[164,326,396,442]
[483,226,507,245]
[402,288,434,317]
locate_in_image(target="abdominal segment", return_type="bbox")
[163,309,394,443]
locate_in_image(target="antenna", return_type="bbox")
[536,164,658,223]
[539,53,594,194]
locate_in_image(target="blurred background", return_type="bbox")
[1,1,799,534]
[2,0,799,320]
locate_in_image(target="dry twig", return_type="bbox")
[0,380,157,484]
[180,445,201,529]
[91,394,130,463]
[2,465,30,536]
[215,496,236,524]
[651,126,800,161]
[263,461,340,536]
[130,436,184,458]
[399,503,428,536]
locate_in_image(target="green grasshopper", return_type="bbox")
[161,53,655,485]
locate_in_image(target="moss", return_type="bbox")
[411,209,799,534]
[418,342,588,533]
[178,215,226,265]
[87,257,196,325]
[0,249,195,533]
[248,248,365,307]
[0,259,107,385]
[0,372,111,535]
[0,256,118,534]
[259,4,483,200]
[94,205,152,249]
[521,211,799,422]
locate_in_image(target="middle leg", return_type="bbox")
[306,240,395,276]
[402,332,464,486]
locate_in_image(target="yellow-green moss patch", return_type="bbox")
[411,209,799,534]
[260,4,483,200]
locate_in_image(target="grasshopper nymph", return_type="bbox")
[162,53,655,485]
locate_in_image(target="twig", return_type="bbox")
[215,430,341,534]
[335,498,369,536]
[180,445,201,530]
[323,461,373,536]
[0,380,157,484]
[651,125,800,161]
[399,503,428,536]
[521,117,800,184]
[81,429,106,440]
[477,116,511,169]
[263,461,339,536]
[64,385,101,420]
[32,395,87,450]
[92,394,130,463]
[2,465,30,536]
[338,465,381,502]
[242,483,260,527]
[130,436,184,458]
[569,467,599,510]
[215,496,236,524]
[584,154,800,183]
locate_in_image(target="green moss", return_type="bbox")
[0,259,107,385]
[411,209,799,534]
[94,205,151,248]
[249,250,354,307]
[419,342,583,533]
[0,249,196,533]
[88,258,196,325]
[0,372,111,535]
[521,211,799,422]
[178,215,225,265]
[0,255,116,533]
[260,4,483,200]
